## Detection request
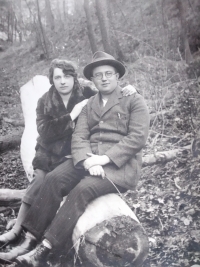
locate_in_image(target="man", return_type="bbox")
[4,51,149,267]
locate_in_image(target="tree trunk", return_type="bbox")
[0,189,26,203]
[18,0,23,42]
[84,0,98,53]
[107,0,125,61]
[142,145,191,166]
[45,0,55,30]
[0,189,26,211]
[95,0,113,54]
[63,0,67,24]
[177,0,193,63]
[36,0,49,59]
[72,193,148,267]
[78,216,149,267]
[7,11,10,41]
[3,118,24,127]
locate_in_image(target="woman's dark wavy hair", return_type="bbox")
[49,59,83,99]
[49,59,78,85]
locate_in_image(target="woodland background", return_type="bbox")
[0,0,200,266]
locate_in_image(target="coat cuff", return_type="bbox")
[72,148,92,168]
[105,150,125,169]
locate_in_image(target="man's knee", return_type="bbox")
[73,178,99,200]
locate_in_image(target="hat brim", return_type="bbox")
[83,59,126,80]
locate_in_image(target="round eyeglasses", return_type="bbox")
[92,71,117,80]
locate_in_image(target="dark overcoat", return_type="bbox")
[72,86,150,190]
[32,85,95,172]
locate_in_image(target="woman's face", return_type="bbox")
[53,67,74,96]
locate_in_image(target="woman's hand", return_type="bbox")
[70,99,88,121]
[121,84,137,96]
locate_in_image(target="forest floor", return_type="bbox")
[0,43,200,267]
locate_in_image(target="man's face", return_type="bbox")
[53,67,74,96]
[91,65,119,95]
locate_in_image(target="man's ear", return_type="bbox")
[116,73,119,80]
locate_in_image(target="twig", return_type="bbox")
[158,216,164,230]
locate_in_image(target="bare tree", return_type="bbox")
[16,0,22,42]
[45,0,55,30]
[95,0,113,54]
[177,0,193,63]
[36,0,49,58]
[107,0,125,60]
[84,0,98,53]
[63,0,67,21]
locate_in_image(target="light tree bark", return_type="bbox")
[84,0,98,53]
[142,145,191,166]
[45,0,55,30]
[95,0,113,54]
[107,0,125,61]
[36,0,49,58]
[177,0,193,63]
[78,216,149,267]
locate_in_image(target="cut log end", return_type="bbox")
[77,216,149,267]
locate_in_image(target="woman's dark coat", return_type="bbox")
[32,85,95,171]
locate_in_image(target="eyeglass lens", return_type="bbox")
[94,71,116,80]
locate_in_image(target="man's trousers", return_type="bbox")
[22,159,127,249]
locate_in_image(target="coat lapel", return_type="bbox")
[91,86,123,117]
[101,86,122,117]
[91,93,102,117]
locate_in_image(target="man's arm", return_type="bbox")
[82,85,137,99]
[71,105,93,168]
[105,94,150,168]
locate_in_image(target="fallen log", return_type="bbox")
[3,117,25,127]
[0,129,23,154]
[0,189,26,203]
[150,109,175,124]
[72,194,149,267]
[142,145,191,166]
[0,189,26,211]
[77,216,149,267]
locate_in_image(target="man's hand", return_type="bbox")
[83,154,110,170]
[121,84,137,96]
[88,165,105,179]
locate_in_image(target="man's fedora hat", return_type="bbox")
[83,51,126,80]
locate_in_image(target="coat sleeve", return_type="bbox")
[36,97,75,142]
[82,86,97,98]
[105,95,150,168]
[71,105,93,168]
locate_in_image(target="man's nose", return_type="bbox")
[101,73,107,80]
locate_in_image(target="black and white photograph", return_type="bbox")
[0,0,200,267]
